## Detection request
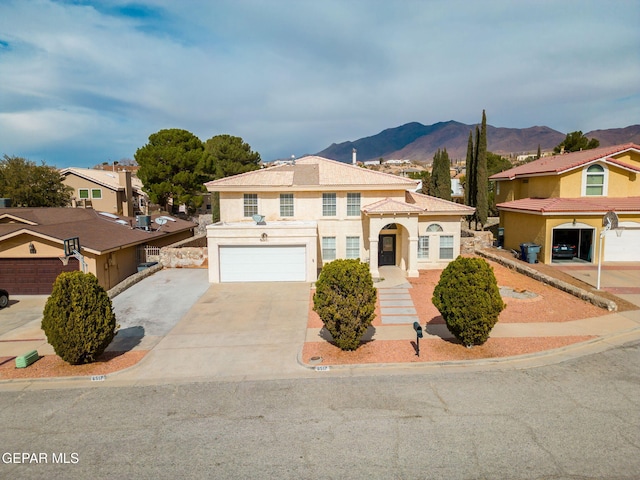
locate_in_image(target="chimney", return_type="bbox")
[352,148,357,165]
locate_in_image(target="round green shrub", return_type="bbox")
[42,271,118,365]
[432,257,505,347]
[313,259,377,351]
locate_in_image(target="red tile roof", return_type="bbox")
[490,143,640,180]
[362,192,475,215]
[496,197,640,214]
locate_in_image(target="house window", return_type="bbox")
[439,235,454,260]
[418,236,429,258]
[91,188,102,199]
[346,236,360,259]
[280,194,294,217]
[322,193,336,216]
[584,164,605,196]
[78,189,89,199]
[426,223,443,232]
[243,194,258,217]
[322,237,336,260]
[347,193,361,216]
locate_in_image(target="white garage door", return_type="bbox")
[219,245,306,282]
[604,224,640,261]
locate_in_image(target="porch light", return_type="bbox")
[29,242,36,254]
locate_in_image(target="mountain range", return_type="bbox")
[315,121,640,164]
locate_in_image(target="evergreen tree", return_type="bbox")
[464,130,475,228]
[429,148,452,201]
[0,156,72,207]
[475,110,489,228]
[536,144,541,159]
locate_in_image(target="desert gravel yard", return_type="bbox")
[302,258,609,365]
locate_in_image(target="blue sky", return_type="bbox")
[0,0,638,168]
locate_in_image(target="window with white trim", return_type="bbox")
[346,236,360,259]
[243,194,258,217]
[439,235,454,260]
[78,189,89,199]
[418,236,429,258]
[322,193,336,216]
[322,237,336,260]
[426,223,443,232]
[584,164,606,196]
[347,193,361,216]
[78,188,101,200]
[280,193,294,217]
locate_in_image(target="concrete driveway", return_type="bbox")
[558,263,640,307]
[115,281,312,383]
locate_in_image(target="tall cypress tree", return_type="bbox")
[464,130,475,228]
[430,148,452,201]
[475,110,488,228]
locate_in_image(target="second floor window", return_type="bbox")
[347,193,361,216]
[79,188,101,200]
[280,194,294,217]
[243,194,258,217]
[322,193,336,216]
[585,164,605,196]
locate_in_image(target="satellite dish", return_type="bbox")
[155,218,168,226]
[603,211,619,229]
[252,214,265,224]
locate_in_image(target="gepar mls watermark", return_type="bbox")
[2,452,79,464]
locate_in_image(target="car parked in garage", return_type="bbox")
[552,243,576,260]
[0,288,9,308]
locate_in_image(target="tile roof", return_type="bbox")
[61,168,145,194]
[0,208,195,253]
[496,197,640,214]
[490,143,640,180]
[362,192,475,215]
[204,156,418,190]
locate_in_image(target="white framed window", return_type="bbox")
[427,223,443,232]
[439,235,454,260]
[322,237,336,260]
[346,236,360,259]
[418,236,429,258]
[280,193,294,217]
[347,193,361,216]
[322,193,336,216]
[243,194,258,217]
[78,188,101,200]
[583,164,607,196]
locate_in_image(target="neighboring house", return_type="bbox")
[490,143,640,264]
[204,156,474,283]
[0,208,196,294]
[60,168,148,216]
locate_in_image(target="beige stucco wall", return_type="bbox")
[206,222,319,283]
[63,175,123,214]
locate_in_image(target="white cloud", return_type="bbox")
[0,0,638,166]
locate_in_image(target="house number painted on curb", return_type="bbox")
[91,375,106,382]
[314,366,330,372]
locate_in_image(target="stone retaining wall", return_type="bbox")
[107,262,163,299]
[461,230,494,255]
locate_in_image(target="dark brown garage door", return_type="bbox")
[0,258,79,295]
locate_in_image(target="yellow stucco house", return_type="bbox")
[0,208,195,294]
[491,143,640,264]
[205,156,474,283]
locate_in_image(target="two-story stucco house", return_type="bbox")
[491,143,640,264]
[204,156,474,283]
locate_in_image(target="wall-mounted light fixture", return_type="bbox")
[572,218,576,226]
[29,242,36,254]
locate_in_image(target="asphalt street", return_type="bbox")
[1,339,639,479]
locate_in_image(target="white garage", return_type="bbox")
[219,245,306,282]
[604,222,640,262]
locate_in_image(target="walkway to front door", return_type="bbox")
[375,266,419,325]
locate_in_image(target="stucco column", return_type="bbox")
[407,236,419,277]
[369,237,379,280]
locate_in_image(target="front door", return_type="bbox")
[379,235,396,266]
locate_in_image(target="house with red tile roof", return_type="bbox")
[204,156,474,282]
[490,143,640,264]
[0,208,195,294]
